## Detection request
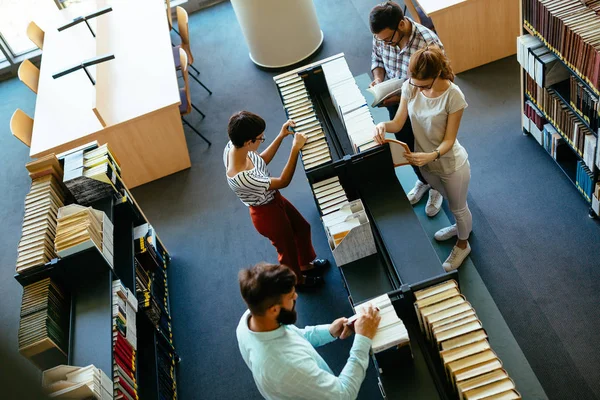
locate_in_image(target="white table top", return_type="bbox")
[30,0,180,157]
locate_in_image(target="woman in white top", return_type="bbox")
[224,111,328,288]
[373,46,472,271]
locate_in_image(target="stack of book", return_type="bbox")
[576,160,594,203]
[26,154,64,181]
[516,34,569,89]
[135,224,173,335]
[321,57,378,153]
[63,143,123,205]
[54,205,114,268]
[16,173,66,273]
[42,364,113,400]
[311,177,377,266]
[156,332,178,400]
[541,123,563,159]
[413,280,521,400]
[523,0,600,92]
[18,278,70,369]
[112,280,139,400]
[569,76,599,132]
[274,74,331,170]
[353,294,409,354]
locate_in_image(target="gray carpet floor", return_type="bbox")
[0,1,599,399]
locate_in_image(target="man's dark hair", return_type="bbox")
[228,111,267,148]
[239,263,297,316]
[369,1,404,34]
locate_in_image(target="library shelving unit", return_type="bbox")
[519,0,600,217]
[14,146,179,400]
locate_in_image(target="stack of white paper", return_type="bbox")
[43,364,113,400]
[354,294,409,353]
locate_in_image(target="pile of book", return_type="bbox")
[135,224,173,335]
[576,160,594,203]
[26,154,64,181]
[18,277,70,369]
[63,143,123,205]
[157,332,178,400]
[311,177,377,266]
[17,172,66,274]
[112,280,138,400]
[569,76,598,132]
[321,57,378,153]
[54,204,114,268]
[274,74,331,170]
[42,364,113,400]
[522,0,600,92]
[353,294,409,353]
[414,280,521,400]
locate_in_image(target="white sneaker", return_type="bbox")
[443,242,471,272]
[407,181,430,205]
[425,189,443,217]
[434,224,457,241]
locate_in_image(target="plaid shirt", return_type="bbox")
[371,18,444,80]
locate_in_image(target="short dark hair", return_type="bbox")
[228,111,266,148]
[369,1,404,34]
[239,263,297,316]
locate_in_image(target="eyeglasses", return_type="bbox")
[253,135,266,143]
[374,18,403,45]
[409,76,437,90]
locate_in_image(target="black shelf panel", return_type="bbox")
[138,311,160,400]
[114,201,136,293]
[339,254,395,305]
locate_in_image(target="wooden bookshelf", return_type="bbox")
[519,0,600,217]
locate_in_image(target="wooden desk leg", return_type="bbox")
[430,0,520,74]
[101,105,192,188]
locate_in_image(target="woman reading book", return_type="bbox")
[224,111,329,288]
[373,47,472,271]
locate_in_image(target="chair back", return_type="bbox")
[404,0,422,24]
[404,0,436,32]
[176,6,194,64]
[179,48,192,115]
[10,109,34,147]
[27,21,45,50]
[166,0,173,31]
[18,59,40,94]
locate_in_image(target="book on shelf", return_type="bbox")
[54,204,114,267]
[42,364,113,400]
[18,277,70,369]
[26,154,64,181]
[457,369,510,400]
[367,77,406,108]
[570,76,599,131]
[353,294,410,354]
[517,34,570,88]
[16,173,66,274]
[462,377,518,400]
[113,279,139,400]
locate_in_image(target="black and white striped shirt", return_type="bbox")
[223,141,276,207]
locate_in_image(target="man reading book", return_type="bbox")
[236,263,381,400]
[369,1,445,217]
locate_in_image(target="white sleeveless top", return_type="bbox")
[223,141,276,207]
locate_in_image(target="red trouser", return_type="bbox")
[249,192,316,279]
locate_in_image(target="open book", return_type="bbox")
[384,139,411,166]
[367,77,406,107]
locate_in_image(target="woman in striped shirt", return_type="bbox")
[224,111,328,288]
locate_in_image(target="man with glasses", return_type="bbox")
[370,1,445,217]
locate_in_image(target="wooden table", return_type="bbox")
[31,0,191,188]
[413,0,520,74]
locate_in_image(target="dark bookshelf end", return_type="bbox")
[138,312,160,400]
[113,203,136,293]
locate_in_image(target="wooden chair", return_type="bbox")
[165,0,181,37]
[178,49,211,146]
[18,60,40,94]
[26,21,45,50]
[10,109,34,147]
[404,0,436,32]
[175,6,212,95]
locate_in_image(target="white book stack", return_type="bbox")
[274,73,332,170]
[113,280,138,350]
[42,364,113,400]
[55,204,114,268]
[311,177,377,266]
[321,57,378,153]
[584,133,596,169]
[354,294,409,353]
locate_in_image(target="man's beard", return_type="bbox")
[276,301,297,325]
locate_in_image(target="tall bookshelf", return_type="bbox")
[519,0,600,217]
[14,145,179,400]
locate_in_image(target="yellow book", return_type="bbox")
[441,339,491,367]
[425,302,474,341]
[414,279,458,301]
[431,309,477,332]
[418,295,466,334]
[441,329,488,352]
[463,378,516,400]
[433,314,479,338]
[447,350,498,384]
[454,359,503,390]
[457,369,509,400]
[435,320,484,348]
